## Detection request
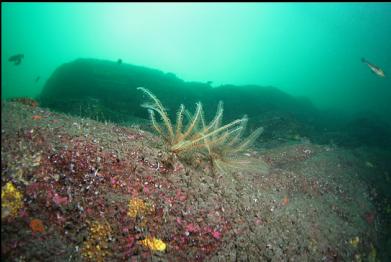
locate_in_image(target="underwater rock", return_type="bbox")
[39,58,201,124]
[39,58,391,149]
[39,59,319,133]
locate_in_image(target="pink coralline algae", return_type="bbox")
[53,193,68,206]
[185,223,201,233]
[211,230,221,240]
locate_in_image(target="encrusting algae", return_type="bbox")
[81,221,112,261]
[1,182,24,219]
[126,198,166,251]
[139,236,167,252]
[349,236,360,248]
[127,198,155,218]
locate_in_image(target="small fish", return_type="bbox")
[362,58,385,77]
[34,76,40,83]
[8,54,24,66]
[117,58,122,64]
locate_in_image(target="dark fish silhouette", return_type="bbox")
[8,54,24,66]
[35,76,40,83]
[362,58,385,77]
[117,58,122,64]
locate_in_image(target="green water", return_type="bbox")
[2,3,391,121]
[2,3,391,259]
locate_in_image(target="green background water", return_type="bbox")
[2,3,391,121]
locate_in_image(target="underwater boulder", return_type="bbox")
[39,58,207,123]
[39,58,320,138]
